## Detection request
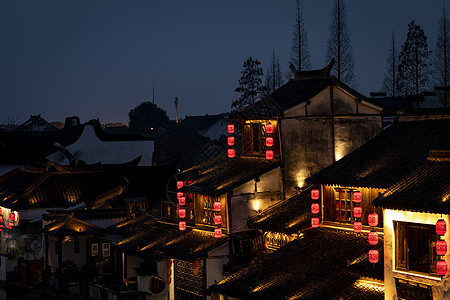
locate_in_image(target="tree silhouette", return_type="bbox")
[265,51,284,94]
[232,57,265,111]
[381,32,398,97]
[397,20,431,107]
[128,101,170,134]
[433,2,450,107]
[289,0,311,72]
[325,0,357,87]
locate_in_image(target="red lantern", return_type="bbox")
[177,192,184,199]
[5,233,8,238]
[8,222,13,229]
[177,181,183,189]
[353,222,362,233]
[227,124,234,134]
[228,148,235,158]
[214,228,222,238]
[265,137,273,147]
[265,123,273,134]
[311,217,320,228]
[214,202,221,212]
[311,203,320,214]
[227,136,235,146]
[437,240,447,256]
[10,213,15,221]
[179,221,186,231]
[179,209,186,219]
[353,191,362,203]
[437,219,447,236]
[437,261,448,275]
[214,215,222,225]
[266,150,273,160]
[368,231,379,245]
[311,189,320,200]
[178,197,186,206]
[353,207,362,218]
[369,250,379,263]
[368,213,378,227]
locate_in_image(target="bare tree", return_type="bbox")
[289,0,311,72]
[325,0,357,87]
[397,20,431,107]
[265,51,285,94]
[381,32,398,97]
[232,57,265,111]
[433,1,450,107]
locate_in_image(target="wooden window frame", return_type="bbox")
[395,221,438,276]
[334,188,355,223]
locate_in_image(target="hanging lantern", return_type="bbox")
[353,191,362,203]
[265,137,273,147]
[214,202,222,212]
[227,136,235,146]
[265,123,273,134]
[311,203,320,214]
[311,217,320,228]
[214,228,222,238]
[311,189,320,200]
[266,150,273,160]
[228,148,235,158]
[214,215,222,225]
[179,221,186,231]
[5,233,8,238]
[353,207,362,219]
[437,240,447,256]
[8,222,13,229]
[177,192,184,199]
[437,261,448,275]
[10,213,15,221]
[436,219,447,236]
[227,124,235,134]
[179,209,186,219]
[368,213,378,227]
[368,231,379,245]
[353,222,362,233]
[178,197,186,206]
[177,181,183,189]
[369,250,379,263]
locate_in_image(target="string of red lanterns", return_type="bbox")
[265,123,273,160]
[214,200,222,238]
[227,124,235,158]
[368,210,379,264]
[436,219,448,276]
[177,181,187,231]
[311,189,320,228]
[353,191,362,233]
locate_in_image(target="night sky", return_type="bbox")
[0,0,444,125]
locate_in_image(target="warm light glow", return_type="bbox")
[354,280,385,292]
[178,197,186,206]
[252,200,261,212]
[179,209,186,219]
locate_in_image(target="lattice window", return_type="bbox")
[174,259,205,299]
[201,195,217,225]
[334,188,354,223]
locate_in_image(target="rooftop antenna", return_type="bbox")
[174,87,179,123]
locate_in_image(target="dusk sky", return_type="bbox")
[0,0,445,125]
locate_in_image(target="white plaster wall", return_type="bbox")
[384,210,450,300]
[198,119,227,140]
[126,254,143,279]
[206,242,229,289]
[231,168,282,232]
[47,125,154,166]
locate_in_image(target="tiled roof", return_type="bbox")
[250,185,316,235]
[209,228,383,300]
[307,119,450,188]
[0,164,175,210]
[233,77,371,119]
[372,159,450,214]
[111,215,228,261]
[182,154,280,195]
[44,217,106,236]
